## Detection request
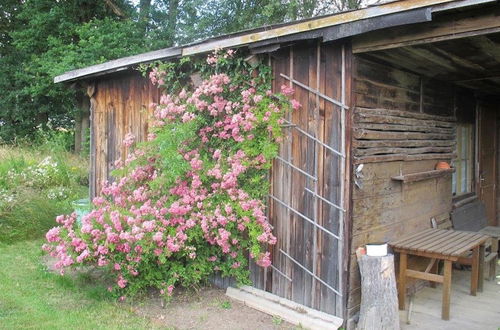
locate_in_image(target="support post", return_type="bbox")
[471,246,479,296]
[478,244,485,292]
[442,260,452,320]
[398,253,407,310]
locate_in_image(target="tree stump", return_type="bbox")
[356,254,400,330]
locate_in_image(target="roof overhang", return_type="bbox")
[54,0,493,84]
[53,47,182,83]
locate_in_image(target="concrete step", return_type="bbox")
[226,285,343,330]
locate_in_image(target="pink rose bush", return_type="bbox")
[43,49,296,299]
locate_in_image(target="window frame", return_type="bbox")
[452,122,475,199]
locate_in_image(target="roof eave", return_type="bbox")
[54,47,182,84]
[55,0,490,84]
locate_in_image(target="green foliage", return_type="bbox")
[0,137,88,244]
[219,300,232,309]
[31,127,76,153]
[0,0,363,142]
[272,315,283,325]
[0,0,147,141]
[45,50,293,300]
[142,50,286,204]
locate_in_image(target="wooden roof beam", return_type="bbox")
[352,5,500,53]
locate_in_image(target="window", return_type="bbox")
[452,123,474,197]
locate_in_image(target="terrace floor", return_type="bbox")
[400,267,500,330]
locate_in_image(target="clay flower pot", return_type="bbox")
[435,161,451,170]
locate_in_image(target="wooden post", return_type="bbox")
[398,253,407,310]
[478,244,485,292]
[471,246,479,296]
[356,254,400,330]
[442,260,452,320]
[430,259,439,288]
[489,239,498,281]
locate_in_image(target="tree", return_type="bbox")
[172,0,367,44]
[0,0,144,143]
[0,0,367,144]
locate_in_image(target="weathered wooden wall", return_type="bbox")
[249,41,350,318]
[353,107,456,164]
[347,159,453,325]
[345,55,478,328]
[88,47,484,326]
[89,71,160,197]
[87,48,351,319]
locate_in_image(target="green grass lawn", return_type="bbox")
[0,240,157,330]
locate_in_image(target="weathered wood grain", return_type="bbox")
[353,139,455,148]
[354,129,454,141]
[354,153,455,164]
[356,254,400,330]
[391,168,454,183]
[265,42,347,318]
[354,113,454,129]
[353,58,421,113]
[355,146,454,156]
[321,42,342,316]
[348,156,454,320]
[355,122,454,134]
[90,71,159,198]
[351,57,459,165]
[355,107,455,122]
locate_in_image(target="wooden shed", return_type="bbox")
[55,0,500,327]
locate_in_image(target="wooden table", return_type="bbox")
[390,228,491,320]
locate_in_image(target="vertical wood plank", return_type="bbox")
[89,81,98,199]
[342,42,353,320]
[290,45,309,306]
[284,47,294,300]
[320,42,342,315]
[302,41,318,308]
[337,43,347,318]
[105,77,115,184]
[92,72,160,198]
[100,79,110,195]
[314,41,327,311]
[270,48,292,298]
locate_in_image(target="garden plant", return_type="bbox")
[0,130,88,244]
[44,49,300,300]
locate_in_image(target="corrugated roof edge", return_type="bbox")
[54,0,480,84]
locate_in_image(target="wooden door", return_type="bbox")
[478,104,497,226]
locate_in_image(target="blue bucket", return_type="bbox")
[72,198,91,226]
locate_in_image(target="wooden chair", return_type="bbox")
[430,203,498,281]
[450,201,498,281]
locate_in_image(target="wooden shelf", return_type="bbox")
[391,168,455,183]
